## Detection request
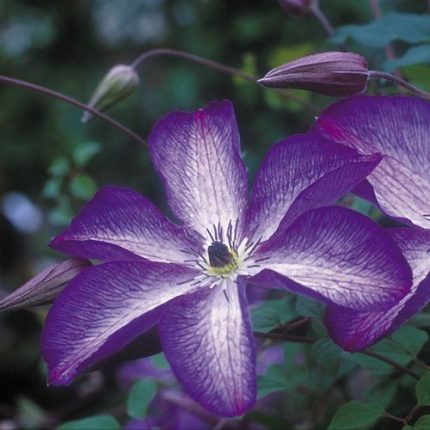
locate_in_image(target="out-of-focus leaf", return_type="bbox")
[58,415,120,430]
[49,198,74,226]
[17,397,47,430]
[42,177,62,199]
[295,296,324,319]
[127,378,157,419]
[332,13,430,48]
[48,157,70,176]
[257,364,291,398]
[416,372,430,405]
[72,141,101,167]
[384,44,430,72]
[70,174,97,200]
[391,325,428,358]
[368,382,397,409]
[251,298,297,332]
[414,415,430,429]
[402,65,430,91]
[327,401,384,430]
[151,352,170,370]
[311,339,342,376]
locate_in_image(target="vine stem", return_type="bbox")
[131,48,318,113]
[369,70,430,101]
[310,2,335,36]
[0,74,148,147]
[253,331,420,380]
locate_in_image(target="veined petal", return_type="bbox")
[248,207,411,311]
[316,95,430,229]
[42,261,201,385]
[243,133,381,242]
[50,186,202,264]
[326,228,430,351]
[159,277,256,417]
[149,100,248,241]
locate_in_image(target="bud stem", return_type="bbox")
[369,70,430,101]
[131,48,317,112]
[0,74,148,147]
[310,2,334,36]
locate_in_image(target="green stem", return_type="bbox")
[0,74,148,147]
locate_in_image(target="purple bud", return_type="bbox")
[0,258,91,311]
[277,0,315,16]
[258,51,369,97]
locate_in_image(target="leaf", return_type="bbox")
[391,325,429,358]
[384,44,430,72]
[327,401,384,430]
[127,378,158,419]
[58,415,120,430]
[416,372,430,405]
[42,177,62,199]
[49,157,70,176]
[69,174,97,200]
[414,415,430,429]
[295,295,324,319]
[311,339,342,376]
[257,364,291,398]
[331,13,430,48]
[251,298,297,332]
[73,141,101,167]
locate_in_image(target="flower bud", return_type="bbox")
[82,64,140,123]
[278,0,315,16]
[0,258,91,311]
[258,52,369,97]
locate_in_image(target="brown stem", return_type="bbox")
[383,412,407,425]
[131,48,318,113]
[0,74,148,147]
[369,70,430,101]
[253,332,420,380]
[404,404,421,423]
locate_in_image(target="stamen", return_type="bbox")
[208,241,233,268]
[176,278,196,286]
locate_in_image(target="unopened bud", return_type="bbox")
[278,0,315,16]
[258,52,369,97]
[0,258,91,311]
[82,64,140,123]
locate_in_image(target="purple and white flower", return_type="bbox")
[42,100,411,416]
[315,95,430,230]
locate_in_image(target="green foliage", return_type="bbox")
[58,415,120,430]
[251,297,297,332]
[311,338,342,376]
[332,13,430,48]
[295,296,324,319]
[126,378,158,419]
[69,174,97,200]
[413,415,430,429]
[416,373,430,405]
[384,44,430,72]
[327,401,384,430]
[257,364,292,398]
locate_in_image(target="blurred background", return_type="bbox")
[0,0,429,429]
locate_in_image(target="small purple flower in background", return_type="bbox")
[42,100,411,416]
[315,95,430,230]
[326,228,430,351]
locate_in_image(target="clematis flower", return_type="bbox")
[42,100,411,417]
[315,95,430,230]
[326,228,430,351]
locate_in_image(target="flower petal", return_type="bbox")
[243,133,381,242]
[149,100,248,240]
[50,186,202,264]
[248,207,411,310]
[159,277,256,417]
[325,228,430,351]
[42,261,201,385]
[316,95,430,229]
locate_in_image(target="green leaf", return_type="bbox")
[151,352,169,370]
[58,415,120,430]
[49,157,70,176]
[257,364,291,398]
[72,141,101,167]
[295,296,324,319]
[251,298,297,332]
[311,339,342,376]
[327,401,384,430]
[332,13,430,48]
[416,372,430,405]
[414,415,430,429]
[402,65,430,92]
[384,44,430,72]
[69,174,97,200]
[391,325,429,358]
[42,177,62,199]
[127,378,157,419]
